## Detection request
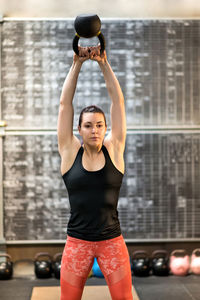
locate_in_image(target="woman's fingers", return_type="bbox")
[75,45,106,62]
[89,46,100,60]
[88,46,107,63]
[76,46,90,62]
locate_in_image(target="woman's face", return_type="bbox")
[78,112,107,147]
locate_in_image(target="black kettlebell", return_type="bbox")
[53,253,62,280]
[72,14,106,55]
[0,254,13,280]
[132,250,150,277]
[34,252,52,279]
[151,250,170,276]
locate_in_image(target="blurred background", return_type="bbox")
[0,2,200,300]
[1,0,200,250]
[0,0,200,18]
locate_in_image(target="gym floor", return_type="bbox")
[1,266,200,300]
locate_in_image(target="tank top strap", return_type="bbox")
[101,144,110,161]
[75,146,84,163]
[79,146,84,154]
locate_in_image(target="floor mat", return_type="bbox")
[30,285,139,300]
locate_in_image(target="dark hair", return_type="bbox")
[78,105,107,127]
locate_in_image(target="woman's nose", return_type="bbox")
[92,126,97,133]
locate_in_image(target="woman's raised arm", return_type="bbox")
[89,46,126,151]
[57,47,89,155]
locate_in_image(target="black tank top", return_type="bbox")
[62,145,123,241]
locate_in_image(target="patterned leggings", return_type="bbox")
[60,234,133,300]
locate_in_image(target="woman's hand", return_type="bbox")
[89,45,107,65]
[73,46,90,64]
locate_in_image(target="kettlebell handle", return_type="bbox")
[192,248,200,256]
[72,32,105,56]
[34,252,52,261]
[132,250,149,259]
[53,252,62,262]
[0,253,12,261]
[170,249,188,257]
[152,250,169,259]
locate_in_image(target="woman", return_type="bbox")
[57,45,133,300]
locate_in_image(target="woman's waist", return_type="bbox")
[67,223,122,242]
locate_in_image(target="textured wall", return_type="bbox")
[2,19,200,241]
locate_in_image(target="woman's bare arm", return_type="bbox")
[57,47,90,155]
[90,46,126,151]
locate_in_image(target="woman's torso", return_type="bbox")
[62,143,124,241]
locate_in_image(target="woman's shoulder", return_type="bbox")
[103,134,125,154]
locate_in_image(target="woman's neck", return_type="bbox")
[82,143,103,157]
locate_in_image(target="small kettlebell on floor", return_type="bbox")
[132,250,151,277]
[190,249,200,275]
[0,253,13,280]
[169,249,190,276]
[151,250,169,276]
[34,252,53,279]
[53,253,62,279]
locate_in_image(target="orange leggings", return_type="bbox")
[60,234,133,300]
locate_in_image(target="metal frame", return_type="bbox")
[5,238,200,245]
[0,17,6,246]
[3,17,200,21]
[0,137,4,245]
[2,17,200,245]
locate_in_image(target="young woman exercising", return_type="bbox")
[57,45,133,300]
